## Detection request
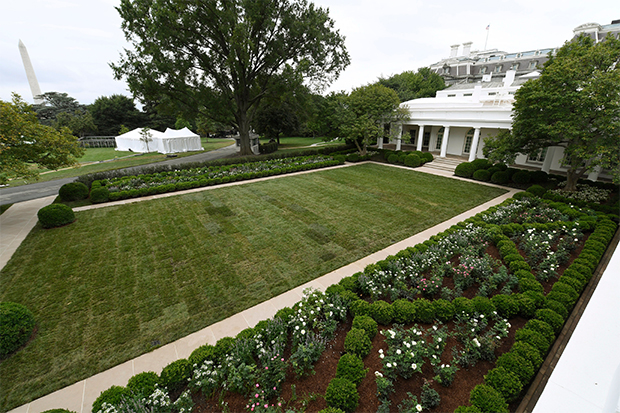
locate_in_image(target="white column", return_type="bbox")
[378,133,383,149]
[468,128,481,162]
[417,125,425,151]
[541,146,556,173]
[440,126,450,158]
[395,123,403,151]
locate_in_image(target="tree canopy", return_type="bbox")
[88,94,146,136]
[377,68,446,102]
[0,94,83,184]
[340,84,409,155]
[484,34,620,190]
[111,0,349,155]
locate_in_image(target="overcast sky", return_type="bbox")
[1,0,616,106]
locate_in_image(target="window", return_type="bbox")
[488,92,497,96]
[528,148,547,162]
[480,66,488,74]
[435,127,444,150]
[463,129,475,154]
[448,94,456,97]
[494,65,503,73]
[464,93,473,97]
[511,63,520,70]
[529,60,539,69]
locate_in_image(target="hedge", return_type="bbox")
[0,302,36,358]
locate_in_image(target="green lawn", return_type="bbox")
[260,136,341,150]
[7,139,235,187]
[0,163,506,410]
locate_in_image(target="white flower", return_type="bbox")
[473,338,481,347]
[412,341,417,346]
[411,363,417,370]
[396,349,401,355]
[437,337,442,342]
[379,349,384,354]
[380,354,384,359]
[416,404,423,412]
[386,362,392,368]
[301,329,305,335]
[295,325,299,330]
[405,342,411,348]
[375,371,383,377]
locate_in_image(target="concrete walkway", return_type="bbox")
[2,161,615,413]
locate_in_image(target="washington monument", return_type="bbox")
[18,39,43,104]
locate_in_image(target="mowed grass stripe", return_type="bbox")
[0,163,506,410]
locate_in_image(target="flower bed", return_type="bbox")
[85,155,343,203]
[87,195,617,413]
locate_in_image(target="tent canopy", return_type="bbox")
[115,127,203,154]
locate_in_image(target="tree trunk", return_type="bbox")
[237,112,253,156]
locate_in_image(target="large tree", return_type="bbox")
[0,94,83,184]
[111,0,349,155]
[88,94,146,136]
[32,92,84,126]
[377,67,446,102]
[341,84,409,155]
[484,34,620,190]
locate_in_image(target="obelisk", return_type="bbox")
[18,39,44,104]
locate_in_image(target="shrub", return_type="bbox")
[505,167,519,179]
[472,169,491,182]
[349,299,371,317]
[346,153,360,162]
[545,291,573,313]
[274,307,295,323]
[236,327,255,340]
[344,328,372,358]
[59,182,89,202]
[369,300,394,325]
[510,341,544,370]
[421,152,434,162]
[484,366,523,403]
[526,184,546,197]
[433,299,455,322]
[471,158,492,171]
[325,378,359,412]
[491,294,519,318]
[213,336,236,360]
[471,296,495,317]
[352,315,378,340]
[455,162,476,178]
[413,298,435,323]
[454,407,482,413]
[515,328,550,355]
[159,359,191,392]
[535,308,564,334]
[92,386,131,413]
[469,384,509,413]
[38,204,76,229]
[524,319,555,346]
[42,410,76,413]
[545,299,568,320]
[89,187,110,203]
[452,297,474,316]
[491,171,510,184]
[0,302,36,358]
[404,154,421,167]
[188,344,216,368]
[551,282,579,303]
[336,353,368,386]
[318,408,346,413]
[126,371,159,396]
[420,380,441,409]
[392,299,416,324]
[387,154,399,164]
[530,170,549,183]
[512,170,531,184]
[514,293,536,318]
[519,278,543,294]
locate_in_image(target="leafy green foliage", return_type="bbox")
[92,386,131,413]
[0,302,36,358]
[469,384,508,413]
[59,182,89,202]
[336,353,368,386]
[352,315,378,340]
[344,328,372,358]
[37,204,75,229]
[325,378,359,412]
[376,68,446,102]
[484,367,523,402]
[159,359,191,392]
[126,371,159,397]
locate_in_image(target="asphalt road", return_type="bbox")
[0,143,239,206]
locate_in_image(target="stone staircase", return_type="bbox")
[423,156,464,173]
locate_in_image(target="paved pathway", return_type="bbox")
[1,162,617,413]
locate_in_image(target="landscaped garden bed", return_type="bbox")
[87,190,618,413]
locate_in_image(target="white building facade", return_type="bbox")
[390,70,610,181]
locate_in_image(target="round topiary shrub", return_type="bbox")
[510,341,544,371]
[511,170,531,184]
[496,350,535,385]
[346,153,360,162]
[545,299,568,320]
[349,299,371,317]
[404,154,421,167]
[90,187,110,204]
[38,204,76,229]
[433,299,455,322]
[369,300,394,325]
[491,294,519,318]
[325,378,359,412]
[535,308,565,334]
[351,315,378,340]
[506,167,519,179]
[159,358,191,392]
[92,386,131,413]
[472,169,491,182]
[471,296,495,317]
[452,297,474,316]
[484,366,523,403]
[387,154,399,164]
[455,162,476,178]
[471,158,492,171]
[524,319,555,346]
[421,152,434,163]
[413,298,436,323]
[530,170,549,183]
[491,171,510,184]
[336,353,368,386]
[127,371,159,396]
[318,408,346,413]
[188,344,216,368]
[0,302,36,358]
[59,182,89,202]
[514,293,536,318]
[42,410,77,413]
[392,299,416,324]
[514,328,550,355]
[344,328,372,358]
[526,184,547,197]
[469,384,509,413]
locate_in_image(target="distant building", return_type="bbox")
[390,20,620,182]
[429,20,620,86]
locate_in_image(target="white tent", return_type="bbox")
[115,127,203,154]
